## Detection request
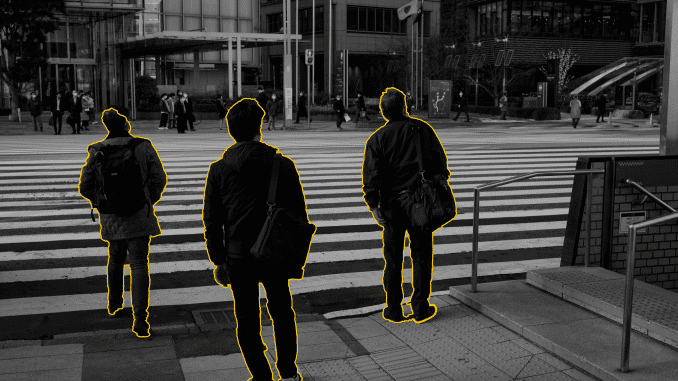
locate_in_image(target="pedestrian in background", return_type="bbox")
[406,91,414,113]
[362,88,451,324]
[499,92,508,120]
[51,93,64,135]
[175,95,187,134]
[203,98,306,381]
[67,89,83,134]
[295,90,309,124]
[256,87,269,123]
[216,94,226,130]
[266,93,279,131]
[184,92,196,131]
[83,92,95,126]
[355,92,371,124]
[452,90,470,122]
[159,94,170,130]
[27,92,43,132]
[595,93,607,123]
[169,92,178,129]
[333,94,345,131]
[570,94,582,129]
[78,109,167,338]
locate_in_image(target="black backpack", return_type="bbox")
[88,138,151,222]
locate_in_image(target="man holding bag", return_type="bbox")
[203,98,308,381]
[362,88,453,324]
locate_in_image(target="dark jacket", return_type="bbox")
[79,135,167,241]
[256,92,269,113]
[184,98,194,115]
[68,96,82,116]
[357,96,366,110]
[216,99,226,115]
[459,94,468,108]
[597,95,607,110]
[297,95,307,111]
[203,141,309,267]
[267,99,279,116]
[334,99,345,114]
[52,97,65,114]
[362,116,450,209]
[160,98,171,113]
[27,98,42,116]
[174,100,186,118]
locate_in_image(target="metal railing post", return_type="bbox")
[472,188,480,293]
[585,173,593,267]
[620,226,637,373]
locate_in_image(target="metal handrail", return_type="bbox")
[619,181,678,373]
[471,169,605,293]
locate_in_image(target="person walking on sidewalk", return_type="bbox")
[333,94,345,131]
[216,94,226,130]
[159,94,170,130]
[82,92,94,128]
[51,93,64,135]
[570,94,582,129]
[27,92,43,132]
[266,93,279,131]
[295,90,309,124]
[78,108,167,338]
[175,96,188,134]
[499,92,508,120]
[452,90,470,122]
[355,92,371,125]
[169,92,178,129]
[406,91,414,113]
[203,98,306,381]
[362,88,451,324]
[595,93,607,123]
[184,92,196,131]
[67,89,83,134]
[256,87,269,123]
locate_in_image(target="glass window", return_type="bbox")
[238,0,252,18]
[368,8,376,32]
[146,0,161,13]
[531,1,541,32]
[521,1,530,33]
[239,19,252,33]
[164,0,181,13]
[267,13,282,33]
[601,5,611,36]
[582,3,593,34]
[347,6,358,31]
[315,6,324,32]
[184,0,200,14]
[510,0,521,33]
[221,0,236,17]
[203,17,218,32]
[202,0,219,15]
[384,9,392,32]
[657,1,666,42]
[49,22,68,58]
[184,16,201,31]
[479,5,486,35]
[165,15,182,31]
[572,3,581,34]
[543,1,552,33]
[144,12,161,35]
[376,8,383,32]
[359,7,367,31]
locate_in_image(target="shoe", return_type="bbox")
[71,131,76,134]
[132,321,152,338]
[108,307,124,318]
[190,128,195,131]
[383,308,412,323]
[267,127,271,131]
[281,373,303,381]
[337,127,343,131]
[413,305,437,324]
[77,131,81,134]
[452,118,457,121]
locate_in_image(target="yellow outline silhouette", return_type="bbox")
[361,87,457,325]
[77,108,168,339]
[202,98,309,381]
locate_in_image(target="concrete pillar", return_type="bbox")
[660,0,678,155]
[237,36,242,97]
[228,37,233,99]
[155,55,163,85]
[193,49,200,92]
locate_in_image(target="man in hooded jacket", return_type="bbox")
[78,109,167,338]
[203,98,307,381]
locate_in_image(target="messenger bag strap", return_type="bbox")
[411,119,426,183]
[266,152,282,215]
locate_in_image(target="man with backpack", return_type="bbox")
[78,108,167,338]
[362,88,451,325]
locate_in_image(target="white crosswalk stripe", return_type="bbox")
[0,131,658,321]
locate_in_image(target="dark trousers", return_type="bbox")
[381,205,434,316]
[53,112,63,134]
[596,108,606,122]
[355,108,370,122]
[177,116,187,133]
[159,113,168,127]
[336,113,344,128]
[187,114,195,130]
[295,109,308,123]
[226,255,299,381]
[107,236,151,326]
[454,106,470,121]
[70,116,81,133]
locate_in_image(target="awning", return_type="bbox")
[117,31,303,58]
[569,57,663,95]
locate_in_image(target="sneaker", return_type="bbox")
[413,305,437,324]
[383,307,412,323]
[132,321,151,338]
[281,372,303,381]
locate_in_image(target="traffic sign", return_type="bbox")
[305,49,314,65]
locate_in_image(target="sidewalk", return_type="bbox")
[0,293,599,381]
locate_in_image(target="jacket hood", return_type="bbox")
[223,141,277,173]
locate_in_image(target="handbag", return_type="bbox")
[66,115,73,126]
[48,117,54,126]
[399,119,457,233]
[250,152,317,279]
[343,113,351,122]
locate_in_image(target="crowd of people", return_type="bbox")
[157,90,197,133]
[26,89,97,135]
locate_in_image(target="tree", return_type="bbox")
[539,48,580,93]
[0,0,65,121]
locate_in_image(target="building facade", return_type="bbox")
[260,0,441,98]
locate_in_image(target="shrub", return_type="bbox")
[532,107,561,121]
[628,110,645,119]
[135,75,160,112]
[0,108,10,116]
[467,105,500,115]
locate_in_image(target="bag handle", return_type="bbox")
[266,152,283,215]
[410,119,426,184]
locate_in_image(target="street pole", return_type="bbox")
[312,0,315,104]
[295,0,299,110]
[307,63,311,130]
[329,0,332,97]
[411,17,414,98]
[420,6,424,111]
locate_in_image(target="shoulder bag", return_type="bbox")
[250,152,317,279]
[399,119,457,233]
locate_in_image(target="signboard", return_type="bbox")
[428,80,452,118]
[615,158,678,187]
[334,49,347,97]
[619,211,647,234]
[284,54,293,121]
[615,86,624,106]
[624,86,633,105]
[305,49,314,65]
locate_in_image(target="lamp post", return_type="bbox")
[471,41,482,106]
[445,44,456,100]
[496,36,509,96]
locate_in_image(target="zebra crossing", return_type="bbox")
[0,140,658,327]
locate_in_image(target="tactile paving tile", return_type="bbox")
[299,359,366,381]
[450,327,512,350]
[533,268,616,285]
[346,355,393,381]
[515,356,560,379]
[431,314,495,333]
[380,320,446,346]
[473,340,534,362]
[368,347,449,381]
